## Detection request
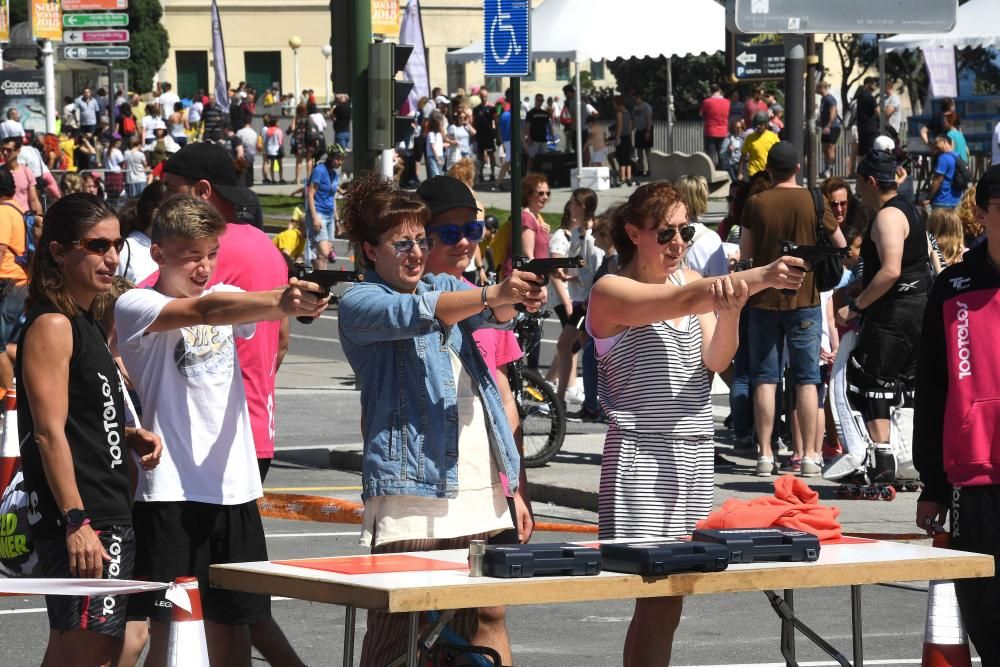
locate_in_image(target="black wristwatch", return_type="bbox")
[849,302,866,316]
[63,508,89,528]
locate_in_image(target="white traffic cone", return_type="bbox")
[0,385,19,492]
[922,534,972,667]
[167,576,210,667]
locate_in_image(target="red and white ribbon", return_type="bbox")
[0,578,193,611]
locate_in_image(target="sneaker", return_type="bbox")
[822,442,844,463]
[781,456,802,473]
[565,386,585,405]
[569,407,607,423]
[800,457,822,478]
[775,438,793,457]
[755,456,776,477]
[732,435,757,456]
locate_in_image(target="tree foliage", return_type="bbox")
[607,54,728,121]
[9,0,28,26]
[123,0,170,93]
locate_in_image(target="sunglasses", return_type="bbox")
[535,190,551,198]
[830,200,849,209]
[427,221,484,246]
[656,225,696,245]
[389,237,430,258]
[72,237,126,255]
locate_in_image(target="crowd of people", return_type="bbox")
[6,70,1000,666]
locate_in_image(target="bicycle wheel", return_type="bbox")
[519,368,566,467]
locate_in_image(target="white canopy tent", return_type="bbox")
[446,0,726,169]
[878,0,997,125]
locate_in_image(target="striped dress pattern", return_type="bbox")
[596,297,715,540]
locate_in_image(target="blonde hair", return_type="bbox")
[674,174,709,222]
[928,208,964,266]
[151,194,227,244]
[956,186,984,240]
[447,158,477,190]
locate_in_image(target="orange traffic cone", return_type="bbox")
[167,576,210,667]
[922,534,972,667]
[0,385,19,492]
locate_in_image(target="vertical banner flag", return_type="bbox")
[211,0,229,109]
[371,0,401,39]
[924,45,958,99]
[399,0,428,116]
[31,0,62,41]
[0,0,10,43]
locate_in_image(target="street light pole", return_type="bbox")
[321,44,333,105]
[289,35,302,102]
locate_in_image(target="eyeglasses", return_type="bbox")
[656,225,696,245]
[830,200,849,210]
[0,146,17,154]
[427,221,484,246]
[389,237,430,258]
[535,190,551,198]
[72,237,126,255]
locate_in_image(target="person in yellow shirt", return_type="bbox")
[58,132,76,172]
[272,206,306,266]
[739,110,780,179]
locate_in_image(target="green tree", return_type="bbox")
[124,0,170,93]
[607,54,728,121]
[9,0,28,26]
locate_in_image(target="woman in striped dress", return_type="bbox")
[587,182,807,665]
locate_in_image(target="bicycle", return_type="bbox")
[508,310,566,467]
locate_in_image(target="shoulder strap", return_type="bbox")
[811,188,825,243]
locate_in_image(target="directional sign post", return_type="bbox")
[64,30,129,44]
[727,31,786,81]
[484,0,530,258]
[62,46,131,60]
[727,0,956,33]
[63,13,129,28]
[62,0,128,10]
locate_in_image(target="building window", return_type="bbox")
[446,48,466,95]
[590,59,605,81]
[244,51,282,97]
[556,59,570,81]
[176,51,209,99]
[485,76,503,94]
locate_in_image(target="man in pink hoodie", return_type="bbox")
[915,164,1000,664]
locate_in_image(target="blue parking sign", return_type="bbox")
[484,0,530,77]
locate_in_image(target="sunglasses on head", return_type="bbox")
[390,237,430,258]
[72,237,126,255]
[656,225,696,245]
[427,221,484,246]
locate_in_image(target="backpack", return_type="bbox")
[121,115,136,135]
[1,202,37,269]
[809,189,843,293]
[951,155,972,193]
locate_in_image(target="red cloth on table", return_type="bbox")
[695,475,842,542]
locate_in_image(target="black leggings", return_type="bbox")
[952,485,1000,665]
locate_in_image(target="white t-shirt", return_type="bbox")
[685,222,729,277]
[123,149,147,184]
[188,101,203,125]
[549,227,593,303]
[883,93,902,132]
[993,120,1000,167]
[309,112,327,134]
[142,115,165,140]
[105,147,125,172]
[117,230,157,284]
[0,120,24,140]
[115,284,262,505]
[157,91,180,114]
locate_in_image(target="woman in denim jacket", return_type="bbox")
[337,173,544,666]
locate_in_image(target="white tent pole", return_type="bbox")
[666,56,674,153]
[575,60,583,171]
[878,42,886,134]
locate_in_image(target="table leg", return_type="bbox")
[851,585,864,667]
[343,605,356,667]
[406,612,420,667]
[782,588,796,666]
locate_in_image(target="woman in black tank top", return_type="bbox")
[15,193,161,663]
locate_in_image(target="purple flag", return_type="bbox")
[399,0,428,116]
[211,0,229,109]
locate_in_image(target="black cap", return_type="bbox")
[416,176,477,216]
[162,142,257,209]
[857,149,898,184]
[766,141,798,172]
[975,164,1000,210]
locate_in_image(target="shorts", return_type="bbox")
[34,525,135,638]
[553,302,587,329]
[821,126,842,145]
[0,285,26,344]
[527,141,547,157]
[257,457,272,482]
[590,147,608,164]
[307,209,337,248]
[476,136,496,154]
[501,141,512,163]
[266,150,284,161]
[615,137,634,165]
[634,129,653,149]
[748,305,823,387]
[129,500,270,625]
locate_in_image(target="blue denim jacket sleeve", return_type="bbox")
[339,281,444,344]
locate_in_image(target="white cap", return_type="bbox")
[873,135,895,152]
[435,95,450,105]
